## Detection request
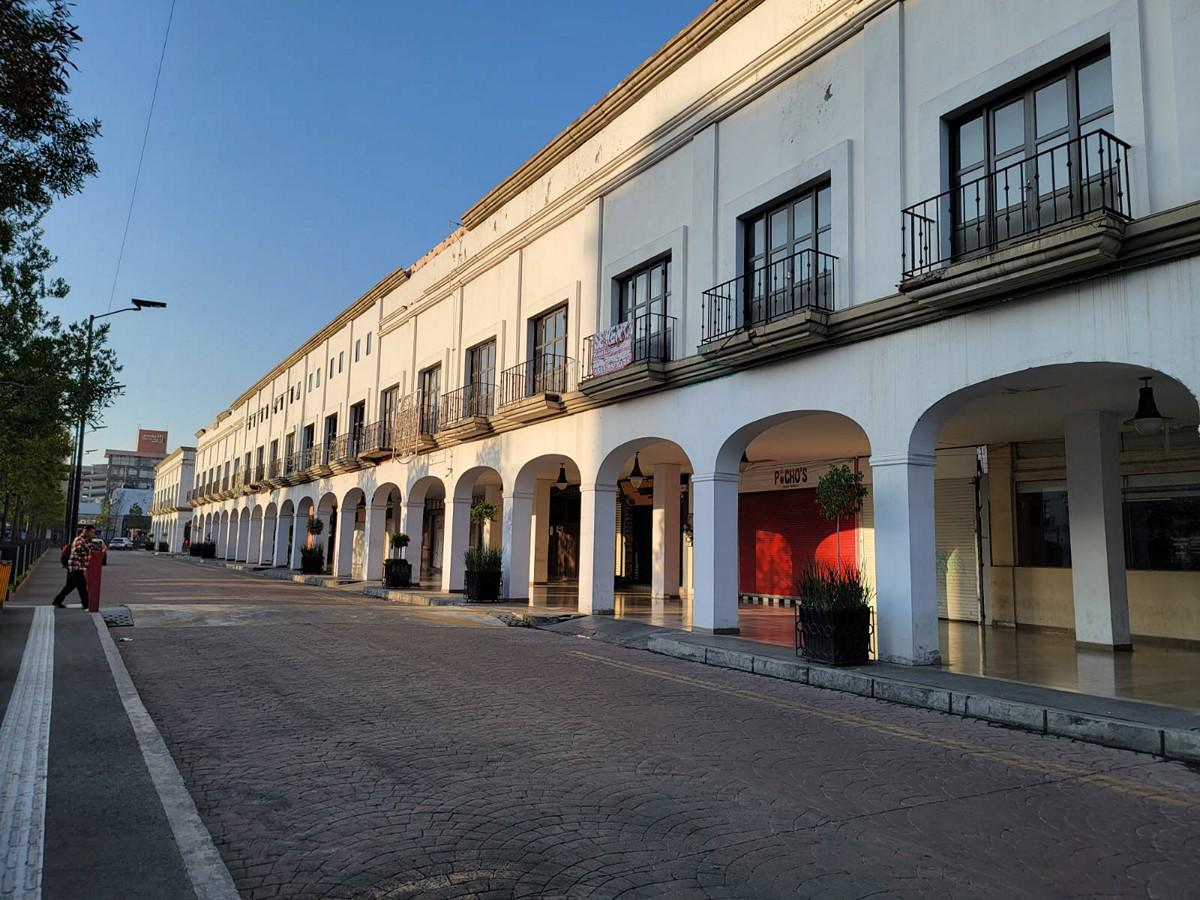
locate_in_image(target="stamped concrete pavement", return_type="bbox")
[111,554,1200,899]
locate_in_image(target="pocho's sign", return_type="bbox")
[773,466,809,486]
[588,321,634,377]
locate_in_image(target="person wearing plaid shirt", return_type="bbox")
[52,524,95,609]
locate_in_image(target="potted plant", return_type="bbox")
[814,463,867,572]
[300,545,325,574]
[470,499,497,528]
[383,532,411,588]
[794,564,873,665]
[157,541,168,552]
[463,546,502,602]
[306,517,324,548]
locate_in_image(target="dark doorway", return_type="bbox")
[421,498,445,584]
[548,485,580,581]
[326,507,337,570]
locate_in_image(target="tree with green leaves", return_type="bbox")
[0,1,119,540]
[815,464,867,572]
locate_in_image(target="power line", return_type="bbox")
[105,0,177,312]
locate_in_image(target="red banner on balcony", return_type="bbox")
[590,321,634,376]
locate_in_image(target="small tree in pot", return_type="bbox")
[463,547,502,603]
[383,532,411,588]
[814,464,866,572]
[796,464,872,665]
[306,516,324,548]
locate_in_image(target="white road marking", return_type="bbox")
[92,614,239,900]
[0,607,54,900]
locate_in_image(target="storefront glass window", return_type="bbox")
[1123,475,1200,571]
[1015,481,1071,567]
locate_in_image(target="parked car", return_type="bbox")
[90,538,108,565]
[109,537,132,550]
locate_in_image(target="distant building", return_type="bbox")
[150,446,196,552]
[106,488,153,541]
[104,429,169,500]
[62,464,108,505]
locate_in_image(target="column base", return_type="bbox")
[1075,640,1133,652]
[693,626,740,635]
[879,650,943,666]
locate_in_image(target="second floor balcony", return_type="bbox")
[497,355,577,424]
[900,129,1132,304]
[702,247,835,347]
[437,383,496,441]
[357,420,394,460]
[581,312,677,401]
[329,430,368,473]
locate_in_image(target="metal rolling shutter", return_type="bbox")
[935,479,979,621]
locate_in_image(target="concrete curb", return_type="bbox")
[92,615,239,900]
[646,635,1200,764]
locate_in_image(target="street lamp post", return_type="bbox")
[63,299,167,540]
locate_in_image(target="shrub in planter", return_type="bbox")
[190,541,216,559]
[300,545,326,575]
[794,565,873,666]
[383,532,412,588]
[157,541,169,552]
[463,546,502,603]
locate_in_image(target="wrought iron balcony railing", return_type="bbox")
[498,355,577,407]
[702,248,836,343]
[358,421,393,455]
[301,444,324,470]
[582,312,677,379]
[901,129,1132,280]
[253,463,265,483]
[267,457,283,479]
[439,383,496,429]
[329,430,364,461]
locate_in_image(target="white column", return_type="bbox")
[531,479,551,583]
[578,484,617,614]
[484,483,503,551]
[335,503,356,578]
[289,512,306,569]
[363,503,387,581]
[259,515,275,564]
[442,497,471,592]
[869,452,941,665]
[652,463,682,599]
[400,501,424,582]
[248,516,262,564]
[691,472,741,633]
[501,490,533,600]
[1064,411,1132,649]
[274,513,291,567]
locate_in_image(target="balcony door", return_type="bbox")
[418,365,440,434]
[531,305,568,394]
[466,340,496,417]
[323,413,337,463]
[618,259,670,362]
[743,184,832,325]
[348,401,365,454]
[952,51,1113,254]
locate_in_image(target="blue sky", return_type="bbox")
[43,0,709,460]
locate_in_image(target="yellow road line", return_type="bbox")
[567,650,1198,809]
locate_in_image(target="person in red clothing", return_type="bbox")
[52,524,95,609]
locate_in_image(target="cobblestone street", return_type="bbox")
[113,555,1200,899]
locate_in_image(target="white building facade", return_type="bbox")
[151,446,196,552]
[187,0,1200,665]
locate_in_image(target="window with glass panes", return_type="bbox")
[742,184,832,321]
[466,339,496,416]
[531,306,568,392]
[418,365,440,433]
[951,50,1113,251]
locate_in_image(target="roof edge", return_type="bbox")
[460,0,764,230]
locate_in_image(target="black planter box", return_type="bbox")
[383,558,412,589]
[300,554,325,575]
[464,570,502,603]
[795,604,872,666]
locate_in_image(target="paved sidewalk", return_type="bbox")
[176,556,1200,763]
[0,553,234,900]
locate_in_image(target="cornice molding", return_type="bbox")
[382,0,896,337]
[460,0,766,230]
[225,265,410,415]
